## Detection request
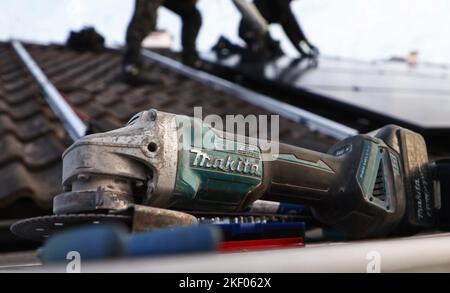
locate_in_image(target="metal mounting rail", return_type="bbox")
[142,49,358,140]
[12,40,86,141]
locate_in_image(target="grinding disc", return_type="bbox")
[11,214,132,242]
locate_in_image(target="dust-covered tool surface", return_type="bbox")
[8,107,448,254]
[0,42,335,250]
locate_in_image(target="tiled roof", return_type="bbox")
[0,42,336,216]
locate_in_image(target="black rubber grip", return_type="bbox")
[263,143,342,206]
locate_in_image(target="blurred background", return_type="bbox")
[1,0,449,63]
[1,0,450,271]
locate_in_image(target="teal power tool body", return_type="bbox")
[12,109,441,241]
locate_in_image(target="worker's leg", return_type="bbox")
[238,17,258,47]
[237,0,283,57]
[252,0,276,23]
[124,0,163,68]
[163,0,202,66]
[254,0,318,58]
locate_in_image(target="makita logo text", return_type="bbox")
[190,149,260,176]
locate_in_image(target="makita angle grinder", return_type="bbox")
[12,109,448,241]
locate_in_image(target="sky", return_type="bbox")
[1,0,449,64]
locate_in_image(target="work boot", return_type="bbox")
[263,36,284,59]
[181,50,204,69]
[122,63,162,86]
